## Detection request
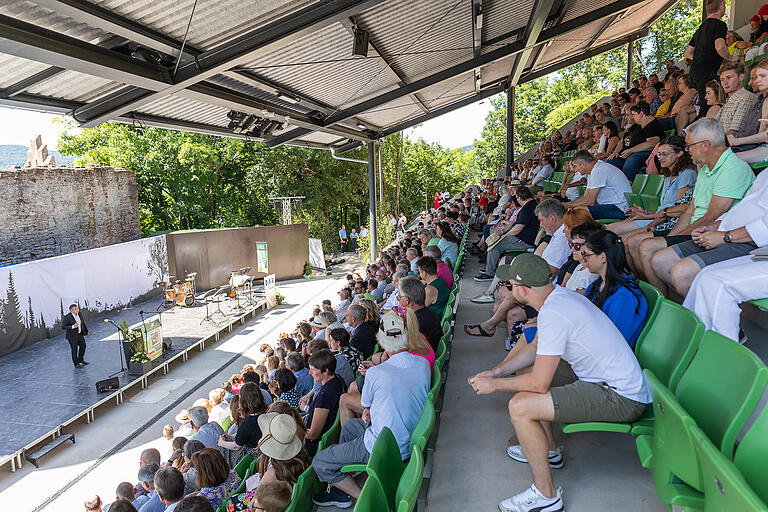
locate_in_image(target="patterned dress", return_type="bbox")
[198,470,241,509]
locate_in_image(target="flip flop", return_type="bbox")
[463,324,494,337]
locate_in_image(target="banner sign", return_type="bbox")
[0,236,168,357]
[255,241,269,274]
[264,273,277,308]
[140,318,163,361]
[308,238,326,270]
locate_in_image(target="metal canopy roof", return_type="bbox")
[0,0,678,151]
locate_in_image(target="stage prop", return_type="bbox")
[308,238,326,271]
[0,236,168,357]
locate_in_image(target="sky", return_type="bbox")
[0,93,497,151]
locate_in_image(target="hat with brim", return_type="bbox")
[175,409,190,424]
[309,315,324,327]
[257,412,303,460]
[504,253,552,287]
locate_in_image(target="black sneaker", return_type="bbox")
[313,487,352,508]
[74,363,84,368]
[474,273,493,282]
[79,360,89,365]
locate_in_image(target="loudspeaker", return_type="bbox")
[96,377,120,393]
[163,338,173,351]
[352,29,369,57]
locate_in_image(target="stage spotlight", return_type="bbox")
[352,27,369,57]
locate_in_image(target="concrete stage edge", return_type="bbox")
[0,292,270,472]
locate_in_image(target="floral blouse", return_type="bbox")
[199,470,241,509]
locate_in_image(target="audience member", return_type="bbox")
[685,0,732,114]
[565,151,631,220]
[216,382,267,466]
[346,304,377,358]
[132,463,163,512]
[328,327,363,380]
[398,275,442,350]
[305,349,347,456]
[416,256,449,317]
[192,449,241,509]
[715,61,758,136]
[154,467,185,512]
[175,496,214,512]
[605,102,665,181]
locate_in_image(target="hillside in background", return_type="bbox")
[0,145,76,168]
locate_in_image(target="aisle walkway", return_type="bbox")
[427,241,666,512]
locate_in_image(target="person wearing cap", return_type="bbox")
[468,253,651,512]
[312,311,430,508]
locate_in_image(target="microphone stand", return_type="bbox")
[104,319,129,377]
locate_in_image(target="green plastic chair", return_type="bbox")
[750,298,768,310]
[231,466,252,497]
[435,340,446,371]
[342,427,404,495]
[354,475,389,512]
[624,174,648,210]
[731,393,768,505]
[233,453,253,479]
[285,466,324,512]
[674,330,768,459]
[219,416,231,432]
[427,366,441,402]
[395,441,426,512]
[639,174,665,211]
[692,427,768,512]
[318,409,341,452]
[409,400,435,457]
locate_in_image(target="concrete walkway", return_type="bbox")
[427,239,666,512]
[0,261,358,512]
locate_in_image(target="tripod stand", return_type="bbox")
[104,319,128,377]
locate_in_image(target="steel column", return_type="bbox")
[506,86,515,173]
[378,142,383,206]
[626,40,633,90]
[368,142,378,261]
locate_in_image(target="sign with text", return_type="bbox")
[264,273,277,308]
[140,318,163,360]
[255,241,269,274]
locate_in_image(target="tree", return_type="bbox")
[3,272,23,335]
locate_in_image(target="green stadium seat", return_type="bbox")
[427,366,441,403]
[750,298,768,310]
[639,174,665,210]
[749,161,768,173]
[729,392,768,505]
[664,129,675,137]
[318,410,341,452]
[233,453,253,479]
[219,416,231,432]
[435,339,446,371]
[623,174,647,209]
[353,427,405,511]
[410,400,435,457]
[395,441,426,512]
[285,466,324,512]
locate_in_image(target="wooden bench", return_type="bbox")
[26,433,75,468]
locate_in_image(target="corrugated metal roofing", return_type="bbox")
[0,0,678,149]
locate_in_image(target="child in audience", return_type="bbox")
[162,424,174,441]
[267,356,280,382]
[167,436,187,470]
[84,495,102,512]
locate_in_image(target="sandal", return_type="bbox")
[463,324,494,337]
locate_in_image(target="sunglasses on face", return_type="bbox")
[568,241,584,251]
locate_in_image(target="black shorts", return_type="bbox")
[653,229,671,237]
[664,235,692,247]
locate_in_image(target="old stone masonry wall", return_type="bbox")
[0,166,140,266]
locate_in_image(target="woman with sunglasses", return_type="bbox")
[562,223,603,293]
[580,230,648,349]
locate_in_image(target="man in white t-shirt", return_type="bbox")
[529,156,555,188]
[534,199,570,275]
[565,150,631,220]
[468,254,650,512]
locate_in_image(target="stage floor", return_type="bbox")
[0,293,262,459]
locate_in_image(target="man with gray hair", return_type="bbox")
[154,467,185,511]
[405,247,419,273]
[132,463,162,512]
[564,150,631,220]
[398,275,442,350]
[311,311,430,508]
[286,351,314,396]
[187,406,224,449]
[534,199,570,275]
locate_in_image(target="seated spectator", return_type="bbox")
[311,311,340,341]
[592,122,620,160]
[565,151,632,220]
[636,118,755,296]
[295,322,313,353]
[107,502,137,512]
[103,482,135,512]
[304,349,347,456]
[474,186,539,281]
[335,289,352,320]
[286,350,313,397]
[644,86,662,115]
[133,449,162,500]
[657,74,697,132]
[715,61,758,137]
[370,270,388,301]
[727,59,768,150]
[328,327,363,379]
[85,496,103,512]
[581,231,648,348]
[651,160,767,297]
[422,244,454,289]
[132,463,162,512]
[186,406,224,451]
[405,247,420,273]
[561,222,602,293]
[418,228,440,248]
[216,382,268,466]
[181,440,205,492]
[535,199,570,275]
[743,6,768,60]
[394,305,435,370]
[605,102,665,181]
[207,389,229,427]
[312,312,430,507]
[191,449,241,509]
[468,253,650,512]
[435,221,459,268]
[241,371,273,406]
[175,496,214,512]
[154,467,185,512]
[271,369,300,409]
[398,275,442,350]
[379,271,405,311]
[251,481,292,512]
[346,304,377,358]
[307,337,355,388]
[609,135,697,236]
[167,436,187,470]
[529,156,555,188]
[417,256,449,317]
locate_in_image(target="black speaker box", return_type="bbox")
[96,377,120,393]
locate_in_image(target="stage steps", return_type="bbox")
[26,433,75,468]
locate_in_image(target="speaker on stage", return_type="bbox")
[96,377,120,393]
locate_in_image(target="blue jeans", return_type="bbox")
[657,117,676,131]
[607,152,650,182]
[588,204,626,220]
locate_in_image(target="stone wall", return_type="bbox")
[0,166,140,266]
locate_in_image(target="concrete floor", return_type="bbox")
[0,260,359,512]
[426,240,668,512]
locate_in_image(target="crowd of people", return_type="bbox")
[84,191,470,511]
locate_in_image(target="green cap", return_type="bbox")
[501,253,552,287]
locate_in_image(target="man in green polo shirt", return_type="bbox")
[637,118,754,296]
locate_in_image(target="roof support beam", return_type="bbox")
[74,0,384,127]
[0,92,83,113]
[319,0,646,128]
[2,67,64,97]
[472,0,483,92]
[266,127,315,147]
[339,18,428,114]
[507,0,557,86]
[224,69,334,116]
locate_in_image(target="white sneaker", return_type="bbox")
[499,484,564,512]
[470,294,495,304]
[506,444,564,469]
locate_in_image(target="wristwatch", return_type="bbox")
[723,231,732,243]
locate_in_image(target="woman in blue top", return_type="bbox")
[581,230,648,348]
[435,221,459,268]
[608,135,697,236]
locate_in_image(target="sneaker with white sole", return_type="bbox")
[470,294,495,304]
[499,483,564,512]
[312,486,352,508]
[506,444,564,469]
[474,273,494,282]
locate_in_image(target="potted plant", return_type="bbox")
[118,320,151,375]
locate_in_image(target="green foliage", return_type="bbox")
[544,91,609,133]
[355,211,395,264]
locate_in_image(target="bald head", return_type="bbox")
[140,448,161,467]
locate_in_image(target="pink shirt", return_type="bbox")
[410,338,435,371]
[437,261,454,289]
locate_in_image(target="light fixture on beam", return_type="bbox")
[356,122,366,129]
[352,26,369,57]
[474,5,483,30]
[475,73,482,88]
[276,92,301,104]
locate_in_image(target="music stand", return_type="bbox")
[212,285,232,318]
[197,289,218,325]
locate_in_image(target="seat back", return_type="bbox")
[631,174,648,194]
[435,339,446,371]
[633,280,664,352]
[410,400,435,456]
[428,366,441,401]
[395,441,426,512]
[635,299,703,391]
[318,409,341,452]
[365,427,405,510]
[675,330,768,459]
[233,453,253,479]
[642,174,665,196]
[219,416,231,432]
[285,466,324,512]
[354,476,389,512]
[692,427,768,512]
[733,394,768,505]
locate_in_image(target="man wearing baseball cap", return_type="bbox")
[467,253,651,512]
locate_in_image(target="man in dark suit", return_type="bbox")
[346,304,376,359]
[61,304,89,368]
